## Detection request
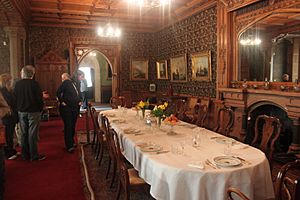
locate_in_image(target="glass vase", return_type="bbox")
[156,117,162,128]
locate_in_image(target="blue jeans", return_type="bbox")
[18,112,41,160]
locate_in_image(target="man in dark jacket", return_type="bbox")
[56,73,81,152]
[14,65,45,161]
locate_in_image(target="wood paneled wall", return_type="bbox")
[0,28,10,74]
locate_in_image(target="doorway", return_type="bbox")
[78,50,112,103]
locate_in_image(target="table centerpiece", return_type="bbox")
[164,114,179,135]
[151,102,168,128]
[136,100,149,119]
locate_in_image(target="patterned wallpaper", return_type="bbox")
[121,6,217,97]
[29,5,217,97]
[0,27,10,74]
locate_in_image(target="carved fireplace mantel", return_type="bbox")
[219,87,300,152]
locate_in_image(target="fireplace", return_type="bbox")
[219,87,300,154]
[246,103,293,154]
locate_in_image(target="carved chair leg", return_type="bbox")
[91,130,97,149]
[98,144,104,166]
[106,157,111,179]
[93,136,99,154]
[110,160,117,188]
[116,180,121,200]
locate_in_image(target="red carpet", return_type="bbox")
[4,118,87,200]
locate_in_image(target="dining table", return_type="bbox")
[99,108,275,200]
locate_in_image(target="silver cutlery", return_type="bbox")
[156,150,170,154]
[205,159,220,169]
[233,156,251,165]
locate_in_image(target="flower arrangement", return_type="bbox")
[136,100,149,110]
[151,102,168,118]
[136,100,149,118]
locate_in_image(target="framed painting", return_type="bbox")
[156,60,168,79]
[130,59,148,80]
[191,51,211,81]
[170,54,187,82]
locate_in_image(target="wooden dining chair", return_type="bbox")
[227,187,250,200]
[252,115,281,163]
[275,159,300,200]
[190,103,201,124]
[88,103,97,150]
[91,108,106,166]
[102,116,118,188]
[110,96,126,109]
[174,99,188,121]
[110,129,147,200]
[195,104,209,128]
[214,107,234,136]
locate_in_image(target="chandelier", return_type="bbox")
[128,0,170,8]
[97,23,121,38]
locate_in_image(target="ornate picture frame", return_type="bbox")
[191,51,211,81]
[130,58,148,80]
[156,60,168,79]
[170,54,187,82]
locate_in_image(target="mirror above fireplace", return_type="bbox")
[238,11,300,82]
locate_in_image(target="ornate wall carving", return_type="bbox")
[0,27,10,74]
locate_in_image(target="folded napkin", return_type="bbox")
[188,161,204,169]
[232,143,249,150]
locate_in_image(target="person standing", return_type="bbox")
[14,65,45,161]
[56,73,81,153]
[79,73,88,109]
[0,73,18,159]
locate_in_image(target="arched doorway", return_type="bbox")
[78,50,112,103]
[70,37,121,99]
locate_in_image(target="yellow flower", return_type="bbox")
[164,102,168,107]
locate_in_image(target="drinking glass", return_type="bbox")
[224,138,233,155]
[192,133,201,147]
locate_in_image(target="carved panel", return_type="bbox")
[35,51,67,99]
[0,28,10,74]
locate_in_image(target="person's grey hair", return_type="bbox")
[21,65,35,79]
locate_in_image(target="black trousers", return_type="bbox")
[60,106,79,150]
[4,121,17,158]
[81,91,88,109]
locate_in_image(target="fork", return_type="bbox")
[205,159,219,169]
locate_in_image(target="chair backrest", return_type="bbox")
[110,129,130,199]
[101,115,115,160]
[214,107,234,136]
[227,187,250,200]
[195,104,209,128]
[275,159,300,200]
[191,103,201,124]
[252,115,281,162]
[174,99,187,120]
[110,96,126,109]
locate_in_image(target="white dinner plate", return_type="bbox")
[213,156,241,167]
[124,128,138,133]
[140,145,162,152]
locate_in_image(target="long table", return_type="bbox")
[99,109,274,200]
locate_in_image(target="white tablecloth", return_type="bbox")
[99,109,275,200]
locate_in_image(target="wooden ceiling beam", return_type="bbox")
[29,21,155,32]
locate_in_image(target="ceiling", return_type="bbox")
[0,0,216,32]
